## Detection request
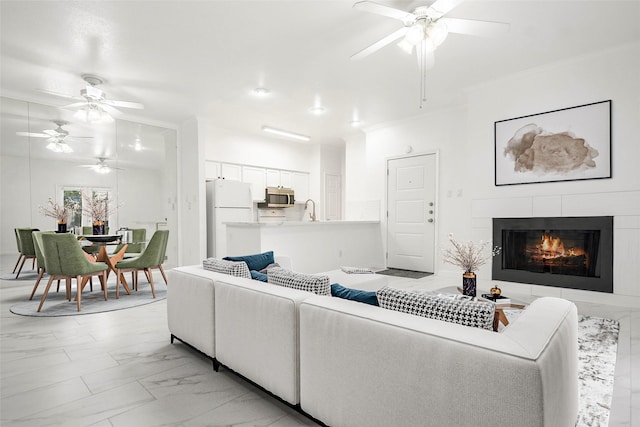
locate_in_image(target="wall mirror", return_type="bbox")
[0,96,178,267]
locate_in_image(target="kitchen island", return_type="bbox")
[225,221,384,273]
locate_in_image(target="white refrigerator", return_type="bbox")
[206,179,253,258]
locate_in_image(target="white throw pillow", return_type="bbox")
[202,258,251,279]
[267,267,330,296]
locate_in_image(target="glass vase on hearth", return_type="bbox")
[462,272,477,297]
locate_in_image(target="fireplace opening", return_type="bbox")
[493,217,613,293]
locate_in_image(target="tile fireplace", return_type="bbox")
[492,216,613,293]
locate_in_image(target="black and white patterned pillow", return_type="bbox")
[376,286,495,330]
[267,267,330,295]
[202,258,251,279]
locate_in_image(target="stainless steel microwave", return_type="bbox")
[257,187,295,208]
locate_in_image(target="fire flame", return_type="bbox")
[536,234,585,258]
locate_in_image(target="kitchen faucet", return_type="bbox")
[304,199,317,222]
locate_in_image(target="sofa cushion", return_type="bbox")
[224,251,275,272]
[331,283,379,306]
[267,268,330,296]
[376,286,495,330]
[202,258,251,279]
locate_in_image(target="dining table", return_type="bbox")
[79,235,131,296]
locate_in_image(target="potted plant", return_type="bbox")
[82,192,117,235]
[442,233,501,297]
[39,197,77,232]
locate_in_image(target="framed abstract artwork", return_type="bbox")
[494,100,611,186]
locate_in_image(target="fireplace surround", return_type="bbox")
[492,216,613,293]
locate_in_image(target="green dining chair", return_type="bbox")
[29,231,66,300]
[112,228,147,258]
[12,228,23,274]
[15,228,38,279]
[38,233,108,312]
[115,230,169,299]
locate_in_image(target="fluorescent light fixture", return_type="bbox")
[262,126,311,142]
[350,120,362,128]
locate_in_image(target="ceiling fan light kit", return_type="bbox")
[46,141,73,153]
[352,0,508,107]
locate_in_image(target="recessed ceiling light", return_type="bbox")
[309,106,326,115]
[253,87,270,96]
[262,126,311,142]
[350,120,362,127]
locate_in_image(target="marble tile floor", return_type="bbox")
[1,256,638,426]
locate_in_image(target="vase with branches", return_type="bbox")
[82,192,118,235]
[442,233,501,297]
[39,197,78,232]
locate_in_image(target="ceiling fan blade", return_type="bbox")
[426,0,466,20]
[101,104,124,116]
[16,131,49,138]
[102,99,144,109]
[351,27,408,60]
[43,129,60,137]
[353,1,416,22]
[63,101,89,109]
[36,88,83,101]
[440,17,510,37]
[66,136,94,140]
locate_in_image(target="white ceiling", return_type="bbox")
[1,0,639,146]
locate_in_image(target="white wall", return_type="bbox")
[346,42,640,301]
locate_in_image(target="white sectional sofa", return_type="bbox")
[167,259,578,427]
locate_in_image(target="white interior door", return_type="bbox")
[324,173,341,221]
[387,154,436,272]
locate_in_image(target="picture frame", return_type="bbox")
[494,100,611,186]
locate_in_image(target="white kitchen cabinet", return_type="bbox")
[242,166,267,200]
[291,172,310,202]
[266,169,280,187]
[220,163,242,181]
[266,169,293,188]
[205,161,220,180]
[280,171,292,188]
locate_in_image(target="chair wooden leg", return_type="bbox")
[116,269,121,299]
[66,277,72,301]
[12,254,24,273]
[29,268,45,300]
[89,277,93,292]
[100,271,107,301]
[76,276,82,312]
[37,276,56,312]
[146,268,156,298]
[15,256,27,279]
[158,264,168,284]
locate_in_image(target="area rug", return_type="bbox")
[376,268,433,279]
[1,270,40,281]
[9,284,166,317]
[577,315,619,427]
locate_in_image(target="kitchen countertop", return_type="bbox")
[225,220,379,226]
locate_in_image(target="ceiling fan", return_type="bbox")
[79,157,124,174]
[41,74,144,123]
[16,120,92,153]
[351,0,509,105]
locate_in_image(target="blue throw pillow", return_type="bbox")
[331,283,379,306]
[250,270,268,282]
[224,251,275,272]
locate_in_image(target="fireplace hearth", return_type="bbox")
[492,217,613,293]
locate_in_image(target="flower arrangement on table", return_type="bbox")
[442,233,501,297]
[39,198,78,231]
[82,192,119,234]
